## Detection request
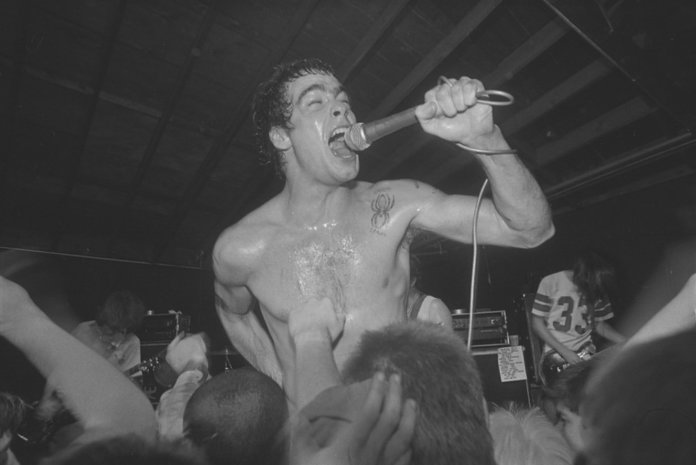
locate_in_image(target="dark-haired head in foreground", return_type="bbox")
[580,328,696,465]
[342,321,495,465]
[183,367,288,465]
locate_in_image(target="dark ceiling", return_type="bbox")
[1,0,695,268]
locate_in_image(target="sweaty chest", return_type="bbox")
[250,223,402,318]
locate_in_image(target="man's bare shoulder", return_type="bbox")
[212,198,285,278]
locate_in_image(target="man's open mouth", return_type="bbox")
[329,127,347,144]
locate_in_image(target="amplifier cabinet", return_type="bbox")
[136,311,191,344]
[473,347,531,407]
[452,310,510,348]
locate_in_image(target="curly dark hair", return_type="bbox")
[251,58,336,179]
[95,290,146,333]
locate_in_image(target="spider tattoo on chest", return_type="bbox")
[371,192,395,232]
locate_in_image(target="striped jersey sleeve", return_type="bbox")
[531,275,555,317]
[532,293,553,316]
[593,298,614,320]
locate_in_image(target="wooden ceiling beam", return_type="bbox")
[553,163,696,216]
[336,0,412,83]
[534,96,654,166]
[0,1,30,208]
[372,19,568,181]
[0,57,222,136]
[152,0,322,262]
[50,0,127,250]
[501,59,610,135]
[367,0,502,121]
[542,0,695,132]
[106,1,220,248]
[545,133,695,201]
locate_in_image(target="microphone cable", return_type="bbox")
[434,74,519,349]
[466,177,489,350]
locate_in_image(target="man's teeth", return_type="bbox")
[329,128,348,144]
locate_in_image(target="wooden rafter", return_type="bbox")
[336,0,412,83]
[50,0,128,250]
[542,0,695,132]
[534,97,654,166]
[545,133,695,201]
[0,1,30,208]
[106,1,220,248]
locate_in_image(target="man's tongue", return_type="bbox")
[329,140,354,159]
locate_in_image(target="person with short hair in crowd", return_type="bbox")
[183,367,288,465]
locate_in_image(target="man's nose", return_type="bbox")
[331,101,349,117]
[332,102,356,124]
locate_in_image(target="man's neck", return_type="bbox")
[280,180,352,226]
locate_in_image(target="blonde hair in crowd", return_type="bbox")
[489,404,574,465]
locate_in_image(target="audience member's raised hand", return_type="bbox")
[166,332,209,374]
[291,371,417,465]
[289,296,346,344]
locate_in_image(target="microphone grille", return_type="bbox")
[344,123,370,151]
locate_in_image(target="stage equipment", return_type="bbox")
[136,310,191,343]
[452,309,510,348]
[473,346,531,407]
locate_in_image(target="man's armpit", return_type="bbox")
[215,292,231,312]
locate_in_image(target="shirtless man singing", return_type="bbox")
[213,58,554,406]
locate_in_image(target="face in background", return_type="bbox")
[98,324,128,348]
[272,72,360,186]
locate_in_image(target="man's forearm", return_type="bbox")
[293,334,342,410]
[472,128,554,247]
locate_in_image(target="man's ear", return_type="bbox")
[269,127,291,151]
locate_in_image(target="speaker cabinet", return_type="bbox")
[473,347,531,407]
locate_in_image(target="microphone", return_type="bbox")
[344,89,514,152]
[344,107,417,152]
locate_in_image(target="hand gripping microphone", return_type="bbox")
[344,89,514,152]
